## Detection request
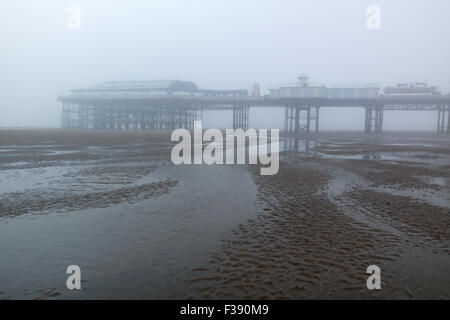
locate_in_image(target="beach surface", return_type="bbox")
[0,129,449,299]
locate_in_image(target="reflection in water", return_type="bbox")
[362,154,381,160]
[416,176,449,187]
[281,138,318,158]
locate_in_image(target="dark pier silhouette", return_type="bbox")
[58,81,450,134]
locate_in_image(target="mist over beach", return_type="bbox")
[0,0,449,301]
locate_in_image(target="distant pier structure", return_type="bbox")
[58,77,450,134]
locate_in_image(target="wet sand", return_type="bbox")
[0,129,258,299]
[187,132,450,299]
[0,129,449,299]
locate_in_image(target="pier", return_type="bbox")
[58,81,450,134]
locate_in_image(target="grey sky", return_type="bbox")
[1,0,449,129]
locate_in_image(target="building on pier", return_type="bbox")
[70,80,248,98]
[383,82,441,96]
[71,80,199,97]
[269,75,380,99]
[58,78,450,135]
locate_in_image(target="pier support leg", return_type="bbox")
[365,106,383,134]
[306,106,311,133]
[441,105,445,134]
[233,106,249,130]
[61,103,68,129]
[284,106,295,134]
[364,107,370,133]
[289,106,294,133]
[315,106,320,134]
[447,105,450,134]
[437,106,442,134]
[375,105,383,133]
[284,107,288,133]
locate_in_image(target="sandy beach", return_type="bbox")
[0,129,449,299]
[188,133,450,299]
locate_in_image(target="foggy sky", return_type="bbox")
[1,0,449,130]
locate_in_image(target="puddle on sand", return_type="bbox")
[373,185,450,209]
[46,150,79,156]
[0,163,258,299]
[0,164,112,195]
[280,138,318,153]
[416,176,449,187]
[316,151,449,166]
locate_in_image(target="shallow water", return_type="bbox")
[0,144,257,299]
[417,175,450,187]
[1,132,449,299]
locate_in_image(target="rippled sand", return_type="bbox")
[186,133,450,299]
[0,130,449,299]
[0,129,258,299]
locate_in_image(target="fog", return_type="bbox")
[1,0,449,130]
